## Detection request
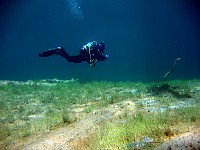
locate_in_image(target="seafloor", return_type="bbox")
[0,79,200,150]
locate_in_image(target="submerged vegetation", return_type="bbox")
[0,79,200,149]
[94,105,200,149]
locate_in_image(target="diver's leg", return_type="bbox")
[66,55,83,63]
[39,47,83,63]
[38,47,69,57]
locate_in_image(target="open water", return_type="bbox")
[0,0,200,81]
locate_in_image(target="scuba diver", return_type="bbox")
[38,41,109,67]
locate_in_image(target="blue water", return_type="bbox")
[0,0,200,82]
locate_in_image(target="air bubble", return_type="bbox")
[66,0,84,20]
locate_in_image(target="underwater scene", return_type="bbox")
[0,0,200,149]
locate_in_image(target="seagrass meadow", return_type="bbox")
[0,79,200,149]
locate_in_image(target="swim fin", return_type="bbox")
[38,47,68,57]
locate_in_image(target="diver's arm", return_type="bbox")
[97,55,109,62]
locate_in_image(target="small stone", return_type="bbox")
[167,145,172,150]
[28,114,45,120]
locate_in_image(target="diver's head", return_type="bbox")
[98,41,105,51]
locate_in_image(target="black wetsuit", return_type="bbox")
[39,41,108,67]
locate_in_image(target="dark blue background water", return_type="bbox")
[0,0,200,82]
